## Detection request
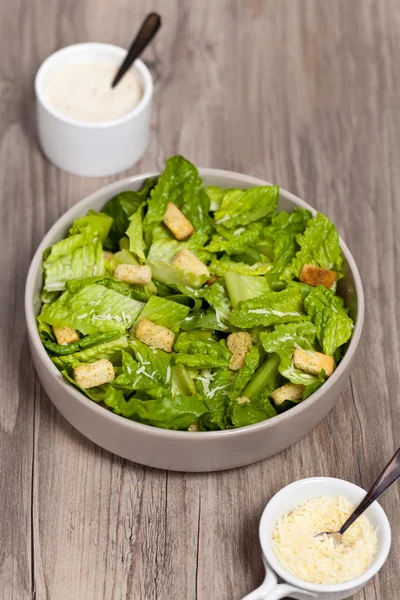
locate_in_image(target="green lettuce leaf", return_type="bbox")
[264,208,311,280]
[43,241,104,292]
[113,347,171,399]
[38,284,144,334]
[225,272,270,308]
[196,369,233,430]
[126,206,146,262]
[214,186,279,229]
[102,179,154,250]
[181,309,231,332]
[206,222,264,255]
[52,335,128,370]
[228,389,277,427]
[203,279,231,330]
[174,333,231,368]
[143,155,213,240]
[282,212,344,281]
[210,258,271,277]
[136,295,190,333]
[106,393,208,430]
[230,345,261,400]
[206,186,227,211]
[304,286,354,355]
[260,322,321,385]
[230,289,307,328]
[44,210,113,266]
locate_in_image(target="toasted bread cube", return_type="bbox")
[293,349,334,377]
[163,202,194,240]
[237,396,251,404]
[270,383,305,405]
[114,264,152,285]
[135,318,175,353]
[227,332,253,370]
[73,359,115,389]
[53,326,79,346]
[171,249,210,276]
[103,251,114,262]
[188,423,199,432]
[299,264,337,289]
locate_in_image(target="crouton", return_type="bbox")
[270,383,305,405]
[237,396,251,404]
[135,318,175,353]
[171,249,210,276]
[73,358,115,389]
[299,264,336,289]
[114,264,152,285]
[163,202,194,240]
[188,423,199,432]
[103,251,114,262]
[53,326,79,346]
[227,332,253,370]
[293,349,334,377]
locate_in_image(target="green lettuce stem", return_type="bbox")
[172,365,196,396]
[243,353,280,399]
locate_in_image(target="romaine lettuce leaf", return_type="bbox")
[113,347,171,398]
[304,285,354,355]
[282,212,343,281]
[230,289,307,328]
[209,258,271,277]
[174,333,231,368]
[206,186,227,211]
[136,295,189,333]
[52,335,128,369]
[102,179,154,250]
[228,389,277,428]
[38,284,144,334]
[43,241,104,292]
[196,369,233,430]
[126,206,146,262]
[44,210,113,265]
[105,393,208,429]
[214,186,279,229]
[203,279,231,330]
[180,309,230,332]
[143,155,213,240]
[206,223,264,255]
[225,272,270,308]
[230,345,261,400]
[264,208,311,280]
[260,322,321,385]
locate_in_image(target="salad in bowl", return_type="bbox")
[36,155,354,432]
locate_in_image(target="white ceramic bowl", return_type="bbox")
[25,170,364,472]
[35,43,153,177]
[242,477,391,600]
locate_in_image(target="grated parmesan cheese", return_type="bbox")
[272,496,378,585]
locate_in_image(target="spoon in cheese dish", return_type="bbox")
[314,446,400,544]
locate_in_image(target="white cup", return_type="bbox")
[35,43,153,177]
[242,477,391,600]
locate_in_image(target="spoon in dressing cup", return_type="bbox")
[314,446,400,544]
[111,12,161,88]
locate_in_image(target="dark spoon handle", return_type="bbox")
[111,12,161,88]
[340,446,400,535]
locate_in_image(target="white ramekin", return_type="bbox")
[35,43,153,177]
[242,477,391,600]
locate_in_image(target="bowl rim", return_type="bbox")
[35,42,153,129]
[25,168,365,439]
[259,477,391,593]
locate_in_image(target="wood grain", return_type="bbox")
[0,0,399,598]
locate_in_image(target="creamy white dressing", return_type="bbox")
[45,63,142,123]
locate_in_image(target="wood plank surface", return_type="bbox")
[0,0,399,598]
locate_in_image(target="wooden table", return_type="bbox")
[2,1,399,598]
